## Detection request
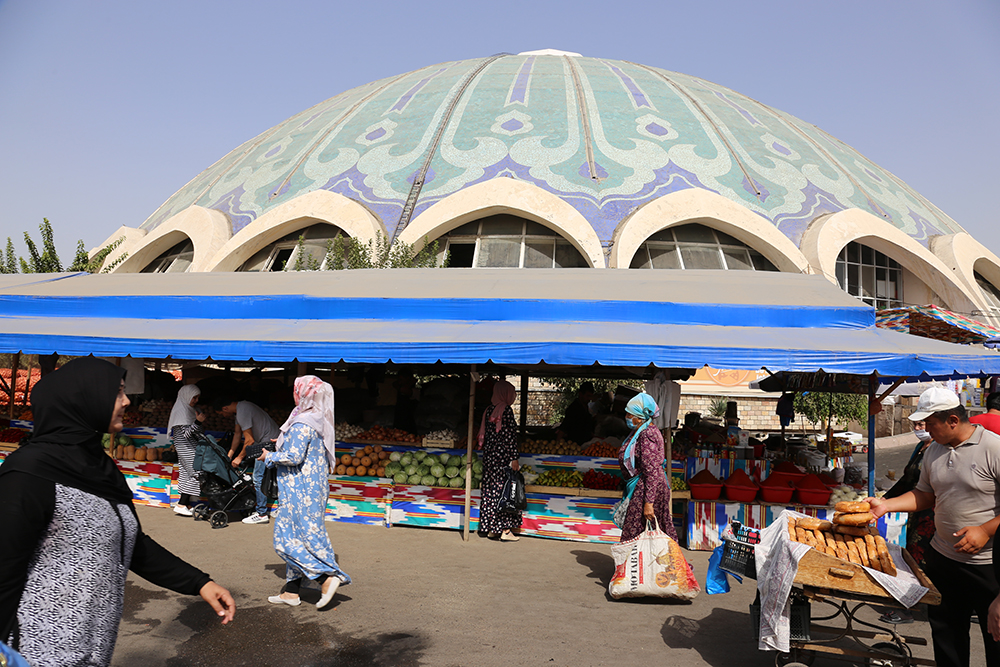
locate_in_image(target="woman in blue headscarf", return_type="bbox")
[617,392,678,542]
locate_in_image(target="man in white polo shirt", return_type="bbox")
[870,386,1000,667]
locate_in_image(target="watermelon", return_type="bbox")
[436,476,449,487]
[445,466,459,479]
[407,474,423,485]
[430,464,445,478]
[449,476,464,488]
[393,472,408,484]
[420,474,436,486]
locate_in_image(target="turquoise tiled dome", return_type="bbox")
[142,52,962,248]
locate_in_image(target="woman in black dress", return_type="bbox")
[477,380,521,541]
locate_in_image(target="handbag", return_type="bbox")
[260,464,279,500]
[612,474,640,529]
[498,468,527,514]
[609,518,701,600]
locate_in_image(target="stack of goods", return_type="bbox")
[336,423,364,440]
[787,503,896,575]
[0,428,27,444]
[334,445,389,477]
[521,438,580,455]
[760,473,795,503]
[533,469,584,488]
[384,450,482,489]
[582,469,622,491]
[580,441,619,458]
[519,464,539,485]
[794,474,833,506]
[688,469,722,500]
[106,434,163,461]
[723,468,759,502]
[422,429,458,446]
[351,426,418,444]
[670,475,689,492]
[830,484,865,504]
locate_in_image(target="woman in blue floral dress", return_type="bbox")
[261,376,350,609]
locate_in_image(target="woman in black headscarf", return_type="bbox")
[0,357,235,667]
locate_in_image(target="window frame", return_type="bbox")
[835,242,903,310]
[437,217,588,269]
[629,225,778,272]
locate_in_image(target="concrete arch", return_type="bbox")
[398,179,606,268]
[931,233,1000,323]
[112,206,231,273]
[799,209,978,313]
[90,225,148,272]
[208,190,385,272]
[609,189,809,271]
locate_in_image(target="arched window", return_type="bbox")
[140,239,194,273]
[629,224,778,271]
[976,271,1000,312]
[835,242,902,310]
[436,214,588,268]
[239,223,346,272]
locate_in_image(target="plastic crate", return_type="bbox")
[720,539,757,579]
[750,592,811,642]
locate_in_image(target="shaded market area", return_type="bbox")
[3,267,1000,666]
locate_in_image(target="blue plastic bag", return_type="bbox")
[706,544,742,595]
[0,641,31,667]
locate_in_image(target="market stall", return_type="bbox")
[2,269,1000,545]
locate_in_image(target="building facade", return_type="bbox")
[96,50,1000,327]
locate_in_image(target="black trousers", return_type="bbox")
[925,548,1000,667]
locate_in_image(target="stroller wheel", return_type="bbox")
[210,511,229,529]
[192,504,208,521]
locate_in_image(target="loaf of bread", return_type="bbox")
[787,515,895,575]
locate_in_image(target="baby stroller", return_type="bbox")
[190,430,257,529]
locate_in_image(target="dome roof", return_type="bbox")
[142,53,963,247]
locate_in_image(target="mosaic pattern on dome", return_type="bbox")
[141,55,963,248]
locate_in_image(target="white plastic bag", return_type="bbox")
[609,519,700,600]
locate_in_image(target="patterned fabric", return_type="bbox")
[478,405,521,535]
[618,426,677,543]
[171,424,202,497]
[16,484,137,667]
[265,424,350,585]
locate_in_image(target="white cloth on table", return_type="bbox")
[754,509,928,652]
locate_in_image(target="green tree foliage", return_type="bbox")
[793,392,868,430]
[323,234,447,270]
[1,238,17,274]
[83,237,128,274]
[20,219,63,273]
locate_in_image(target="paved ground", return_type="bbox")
[112,500,992,667]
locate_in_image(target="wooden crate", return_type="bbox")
[422,438,456,448]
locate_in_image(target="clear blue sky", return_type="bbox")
[1,0,997,263]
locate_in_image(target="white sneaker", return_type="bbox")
[173,504,194,517]
[242,512,269,524]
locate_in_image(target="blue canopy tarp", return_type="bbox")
[1,269,998,377]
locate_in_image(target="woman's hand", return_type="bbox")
[257,450,267,462]
[643,502,655,521]
[199,581,235,625]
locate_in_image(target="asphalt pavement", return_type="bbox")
[110,500,993,667]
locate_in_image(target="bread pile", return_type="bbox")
[787,501,897,576]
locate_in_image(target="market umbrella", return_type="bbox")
[876,304,1000,344]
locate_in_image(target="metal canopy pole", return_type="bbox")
[867,375,876,498]
[463,365,476,541]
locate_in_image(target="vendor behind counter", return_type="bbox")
[557,382,596,445]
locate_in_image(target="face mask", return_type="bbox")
[914,429,931,442]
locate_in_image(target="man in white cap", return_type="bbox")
[869,385,1000,667]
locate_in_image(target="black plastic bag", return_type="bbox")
[260,465,279,500]
[498,468,527,514]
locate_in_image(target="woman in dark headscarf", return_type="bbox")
[477,380,521,542]
[0,357,234,667]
